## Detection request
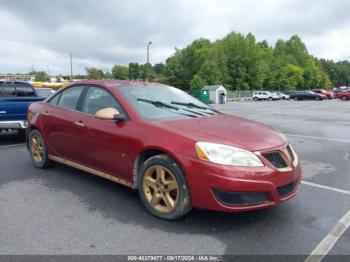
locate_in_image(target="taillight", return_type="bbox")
[27,109,33,122]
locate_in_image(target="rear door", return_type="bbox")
[42,85,86,160]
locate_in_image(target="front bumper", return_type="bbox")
[0,120,28,130]
[179,148,302,212]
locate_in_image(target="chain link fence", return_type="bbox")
[226,91,254,101]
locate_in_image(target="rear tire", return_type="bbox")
[137,154,192,220]
[341,96,348,101]
[28,129,53,168]
[268,97,273,101]
[253,97,258,101]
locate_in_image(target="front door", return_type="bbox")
[72,86,135,180]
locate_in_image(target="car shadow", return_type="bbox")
[39,163,285,235]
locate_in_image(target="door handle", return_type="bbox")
[74,120,85,127]
[43,111,49,115]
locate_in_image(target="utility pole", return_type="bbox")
[146,41,152,64]
[69,53,73,80]
[146,41,152,81]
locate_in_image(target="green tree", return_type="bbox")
[85,67,104,79]
[153,63,165,74]
[29,71,48,82]
[128,62,140,80]
[112,65,129,80]
[286,64,304,89]
[104,71,113,79]
[190,74,206,89]
[163,38,212,89]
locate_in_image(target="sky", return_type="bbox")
[0,0,349,75]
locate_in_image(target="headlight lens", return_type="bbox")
[195,142,264,167]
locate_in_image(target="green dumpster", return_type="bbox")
[191,88,201,100]
[200,90,210,104]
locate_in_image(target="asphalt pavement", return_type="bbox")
[0,99,349,258]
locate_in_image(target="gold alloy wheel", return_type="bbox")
[143,165,180,213]
[31,135,43,163]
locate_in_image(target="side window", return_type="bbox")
[15,82,36,97]
[82,86,122,115]
[0,83,16,97]
[57,86,84,110]
[48,93,61,105]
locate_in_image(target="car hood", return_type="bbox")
[154,114,287,151]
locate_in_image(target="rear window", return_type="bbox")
[0,83,16,96]
[15,82,36,97]
[0,82,35,97]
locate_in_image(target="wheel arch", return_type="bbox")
[26,125,40,150]
[132,146,186,188]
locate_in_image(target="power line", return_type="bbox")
[0,38,119,50]
[0,38,174,55]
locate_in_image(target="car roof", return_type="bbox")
[68,80,166,88]
[0,80,31,84]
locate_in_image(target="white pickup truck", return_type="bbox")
[252,91,279,101]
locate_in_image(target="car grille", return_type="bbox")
[277,182,297,197]
[262,151,288,169]
[213,189,268,206]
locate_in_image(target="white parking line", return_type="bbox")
[286,134,350,144]
[306,210,350,262]
[0,143,25,148]
[302,181,350,196]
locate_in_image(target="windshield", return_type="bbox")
[117,85,217,121]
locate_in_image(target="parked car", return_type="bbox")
[312,89,334,99]
[27,80,301,220]
[0,81,44,135]
[335,91,350,101]
[292,91,326,101]
[281,91,296,97]
[35,87,55,98]
[252,91,279,101]
[274,92,290,100]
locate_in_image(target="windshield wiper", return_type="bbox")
[137,98,197,118]
[171,101,216,114]
[170,101,216,112]
[137,98,179,110]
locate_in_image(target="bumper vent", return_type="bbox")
[262,151,288,169]
[213,189,268,206]
[277,182,297,197]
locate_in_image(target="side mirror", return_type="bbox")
[95,108,121,120]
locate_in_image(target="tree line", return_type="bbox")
[72,32,350,91]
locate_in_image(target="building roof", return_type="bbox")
[202,85,226,91]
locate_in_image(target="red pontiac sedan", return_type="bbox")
[27,80,301,220]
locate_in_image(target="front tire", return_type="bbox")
[28,129,53,168]
[341,96,348,101]
[137,154,192,220]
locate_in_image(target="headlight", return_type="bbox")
[195,142,264,167]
